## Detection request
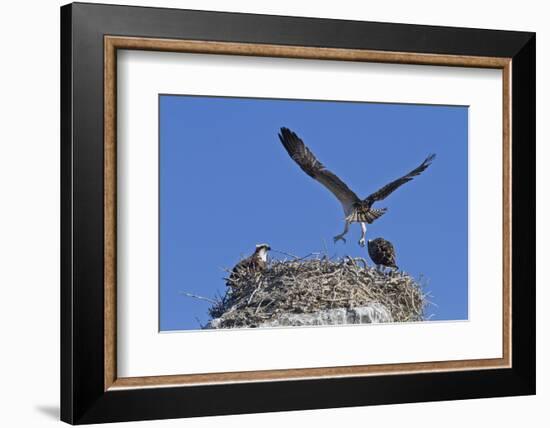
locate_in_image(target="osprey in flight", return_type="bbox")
[227,244,271,287]
[368,238,398,270]
[278,127,435,247]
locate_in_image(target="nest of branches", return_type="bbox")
[207,255,427,329]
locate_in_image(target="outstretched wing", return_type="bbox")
[364,154,436,204]
[278,127,360,210]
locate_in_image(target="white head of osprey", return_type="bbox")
[255,243,271,262]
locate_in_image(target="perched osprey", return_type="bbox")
[368,238,398,270]
[227,244,271,286]
[278,127,435,246]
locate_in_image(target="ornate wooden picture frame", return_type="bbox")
[61,2,535,424]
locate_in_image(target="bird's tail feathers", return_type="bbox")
[346,207,388,223]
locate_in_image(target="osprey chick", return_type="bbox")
[227,244,271,287]
[278,127,435,247]
[368,238,398,270]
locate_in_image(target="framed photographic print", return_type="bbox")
[60,2,535,424]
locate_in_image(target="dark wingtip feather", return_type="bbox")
[278,127,301,155]
[425,153,436,165]
[279,127,295,141]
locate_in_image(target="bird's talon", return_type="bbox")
[358,238,366,247]
[333,236,346,244]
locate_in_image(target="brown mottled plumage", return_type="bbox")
[227,244,271,287]
[368,238,398,269]
[278,127,435,246]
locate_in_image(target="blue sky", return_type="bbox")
[159,95,468,331]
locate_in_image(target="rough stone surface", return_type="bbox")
[207,303,393,329]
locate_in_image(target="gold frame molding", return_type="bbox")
[104,36,512,391]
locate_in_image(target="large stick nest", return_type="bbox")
[208,255,427,329]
